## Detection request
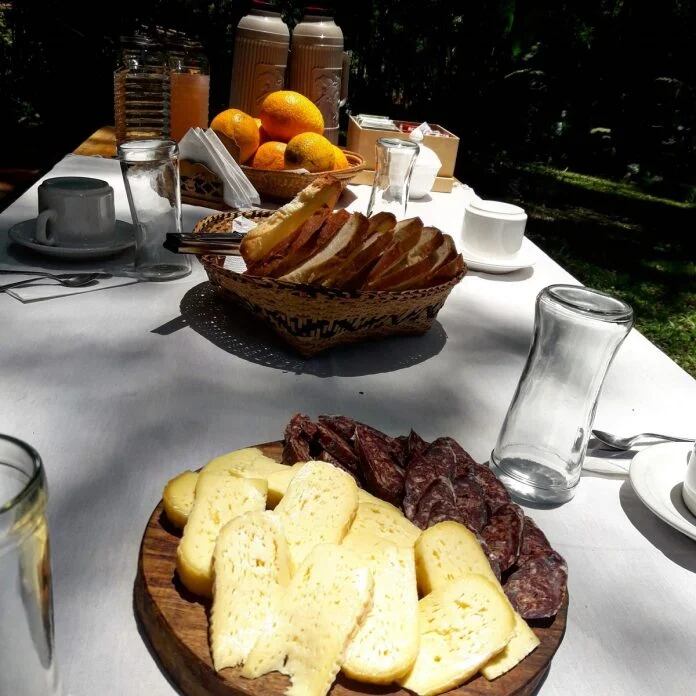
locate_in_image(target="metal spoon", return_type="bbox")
[591,429,694,451]
[0,272,109,292]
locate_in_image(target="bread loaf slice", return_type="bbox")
[321,228,394,289]
[240,175,342,263]
[342,539,420,683]
[380,234,457,291]
[397,574,515,696]
[274,460,359,572]
[279,213,369,285]
[176,472,267,597]
[210,510,290,671]
[242,543,374,696]
[343,501,421,549]
[163,470,198,529]
[363,218,424,283]
[366,211,397,235]
[423,250,466,287]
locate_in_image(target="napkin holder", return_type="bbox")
[180,160,230,211]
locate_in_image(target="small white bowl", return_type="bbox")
[461,199,527,259]
[683,444,696,517]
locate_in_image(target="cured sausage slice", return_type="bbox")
[467,463,511,512]
[517,516,553,566]
[317,414,357,442]
[402,438,456,519]
[504,551,568,619]
[315,422,360,474]
[480,503,524,573]
[282,413,317,465]
[354,424,404,505]
[412,476,457,529]
[406,430,429,459]
[452,475,489,533]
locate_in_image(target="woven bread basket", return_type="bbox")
[193,210,466,357]
[241,150,365,202]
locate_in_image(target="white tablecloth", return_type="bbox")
[1,156,695,695]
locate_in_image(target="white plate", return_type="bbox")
[9,218,134,260]
[629,441,696,541]
[460,237,536,274]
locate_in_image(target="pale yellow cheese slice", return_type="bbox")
[397,574,515,696]
[415,520,540,679]
[266,462,305,508]
[162,470,198,529]
[176,471,267,597]
[341,538,420,683]
[357,489,396,508]
[203,447,288,477]
[210,510,290,671]
[343,501,420,549]
[242,543,374,696]
[274,460,359,573]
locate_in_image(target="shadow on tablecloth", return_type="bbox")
[173,282,447,378]
[619,479,696,573]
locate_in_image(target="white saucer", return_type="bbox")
[460,237,536,274]
[629,442,696,541]
[8,219,134,260]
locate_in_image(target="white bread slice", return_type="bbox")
[176,471,267,597]
[242,543,374,696]
[364,218,424,282]
[343,501,421,549]
[240,175,342,263]
[203,447,288,477]
[163,470,198,529]
[265,462,305,508]
[274,460,359,572]
[397,574,515,696]
[210,510,290,671]
[366,211,397,235]
[342,539,420,683]
[382,234,457,291]
[279,213,369,285]
[415,521,539,680]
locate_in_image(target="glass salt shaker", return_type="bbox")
[490,285,633,504]
[367,138,419,218]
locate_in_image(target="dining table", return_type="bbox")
[1,138,695,696]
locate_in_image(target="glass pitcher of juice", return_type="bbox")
[169,39,210,142]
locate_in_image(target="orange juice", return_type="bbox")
[170,72,210,141]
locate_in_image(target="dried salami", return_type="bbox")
[452,475,489,533]
[317,415,357,443]
[406,430,429,459]
[504,551,568,619]
[403,437,456,519]
[480,503,524,573]
[476,535,503,581]
[467,463,511,512]
[412,476,457,529]
[355,424,404,505]
[282,413,317,464]
[359,423,406,470]
[315,422,360,475]
[517,516,553,566]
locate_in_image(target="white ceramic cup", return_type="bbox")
[682,443,696,517]
[35,177,116,247]
[461,199,527,259]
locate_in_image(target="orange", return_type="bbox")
[210,108,260,163]
[259,91,324,142]
[332,146,350,170]
[252,141,288,170]
[284,132,335,172]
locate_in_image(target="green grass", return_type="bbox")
[522,202,696,378]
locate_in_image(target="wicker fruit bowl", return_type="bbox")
[193,210,466,357]
[241,150,365,202]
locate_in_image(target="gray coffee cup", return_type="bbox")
[35,177,116,247]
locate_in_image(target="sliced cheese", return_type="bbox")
[415,520,540,679]
[176,471,267,597]
[162,470,198,529]
[210,510,290,671]
[274,460,358,573]
[357,489,395,508]
[414,520,499,593]
[266,462,305,508]
[397,575,515,696]
[342,539,419,683]
[343,501,420,549]
[242,543,374,696]
[203,447,288,478]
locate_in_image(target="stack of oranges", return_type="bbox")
[209,91,349,173]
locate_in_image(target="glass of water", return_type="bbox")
[490,285,633,504]
[366,137,419,218]
[0,434,59,694]
[118,139,192,280]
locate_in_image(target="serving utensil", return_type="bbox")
[592,429,694,451]
[0,271,110,292]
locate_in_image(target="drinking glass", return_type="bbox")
[118,140,192,281]
[0,434,59,695]
[490,285,633,504]
[366,138,419,218]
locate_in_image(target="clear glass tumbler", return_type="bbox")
[118,139,192,281]
[0,435,59,695]
[366,137,419,218]
[490,285,633,504]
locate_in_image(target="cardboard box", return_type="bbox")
[350,168,455,193]
[347,115,460,178]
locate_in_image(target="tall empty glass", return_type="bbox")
[490,285,633,504]
[0,435,59,695]
[366,138,419,218]
[118,140,192,280]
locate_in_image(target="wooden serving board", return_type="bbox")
[135,441,568,696]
